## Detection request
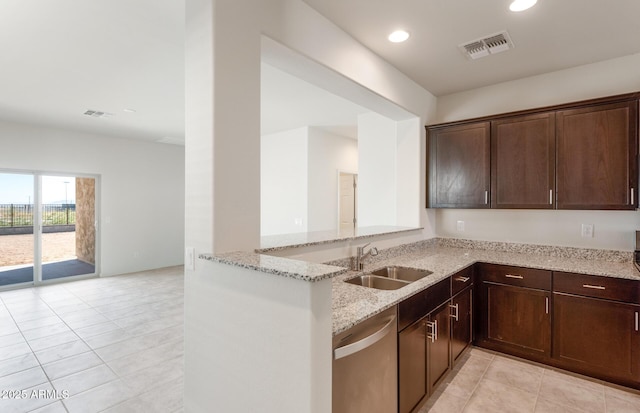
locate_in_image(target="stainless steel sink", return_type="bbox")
[344,275,410,290]
[370,266,433,282]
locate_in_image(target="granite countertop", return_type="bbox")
[199,251,347,282]
[332,245,640,336]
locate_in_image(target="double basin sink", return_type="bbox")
[345,266,432,290]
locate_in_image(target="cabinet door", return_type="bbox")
[556,101,638,210]
[451,287,472,365]
[428,122,491,208]
[398,319,426,413]
[553,293,640,382]
[485,283,551,359]
[427,302,451,393]
[491,112,555,208]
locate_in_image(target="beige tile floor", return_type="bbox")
[0,266,184,413]
[3,266,640,413]
[419,347,640,413]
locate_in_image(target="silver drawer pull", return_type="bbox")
[455,276,470,283]
[635,312,639,332]
[545,297,549,314]
[450,303,459,321]
[582,284,605,290]
[426,320,437,343]
[505,274,523,279]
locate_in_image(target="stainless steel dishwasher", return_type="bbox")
[332,306,398,413]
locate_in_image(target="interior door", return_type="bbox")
[339,172,357,232]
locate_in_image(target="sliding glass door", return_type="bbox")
[0,171,97,288]
[0,172,35,286]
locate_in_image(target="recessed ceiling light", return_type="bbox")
[388,30,410,43]
[123,108,137,113]
[509,0,537,12]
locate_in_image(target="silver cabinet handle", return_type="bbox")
[455,276,470,283]
[635,312,638,332]
[450,303,459,321]
[334,315,396,360]
[549,189,553,205]
[632,188,635,206]
[484,190,488,205]
[582,284,605,290]
[505,274,523,279]
[545,297,549,314]
[426,320,437,343]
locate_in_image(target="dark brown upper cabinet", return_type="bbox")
[427,92,640,210]
[491,112,556,208]
[428,122,490,208]
[556,101,638,210]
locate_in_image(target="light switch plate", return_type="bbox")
[456,220,465,232]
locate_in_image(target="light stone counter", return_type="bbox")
[332,243,640,336]
[198,238,639,337]
[199,251,346,282]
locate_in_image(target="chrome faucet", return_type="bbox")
[354,242,378,271]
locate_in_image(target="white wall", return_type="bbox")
[357,113,397,226]
[185,1,437,411]
[396,117,422,228]
[0,120,185,275]
[437,52,640,123]
[307,127,358,232]
[261,127,309,235]
[185,260,332,413]
[435,53,640,251]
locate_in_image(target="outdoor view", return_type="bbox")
[0,173,96,286]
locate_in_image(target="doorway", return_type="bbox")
[338,172,357,233]
[0,172,97,288]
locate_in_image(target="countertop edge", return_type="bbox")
[199,252,348,282]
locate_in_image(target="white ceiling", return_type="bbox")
[302,0,640,96]
[2,1,640,143]
[0,0,184,143]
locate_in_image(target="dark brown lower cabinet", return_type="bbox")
[485,283,551,358]
[553,293,640,384]
[475,264,552,362]
[451,286,472,364]
[398,318,426,413]
[427,301,451,393]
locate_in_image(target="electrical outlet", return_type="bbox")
[581,224,594,238]
[185,247,195,271]
[456,220,465,232]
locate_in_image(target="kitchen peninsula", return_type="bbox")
[188,232,639,412]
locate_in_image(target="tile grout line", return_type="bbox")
[0,290,70,413]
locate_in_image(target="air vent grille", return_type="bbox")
[459,31,514,60]
[83,110,114,119]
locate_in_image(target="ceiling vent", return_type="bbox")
[83,109,114,119]
[459,31,514,60]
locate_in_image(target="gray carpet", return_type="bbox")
[0,259,95,286]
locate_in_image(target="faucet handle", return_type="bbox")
[371,247,379,256]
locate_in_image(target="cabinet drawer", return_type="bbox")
[478,263,551,290]
[451,265,473,295]
[553,272,640,304]
[398,277,450,332]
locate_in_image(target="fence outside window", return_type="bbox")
[0,204,76,227]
